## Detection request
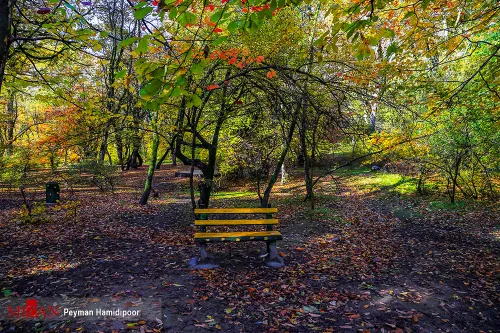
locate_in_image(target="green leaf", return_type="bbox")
[382,28,395,38]
[191,94,202,107]
[136,36,149,54]
[175,76,187,87]
[119,37,139,48]
[211,9,224,23]
[114,70,127,79]
[169,7,178,20]
[134,1,149,9]
[152,66,165,80]
[403,11,414,20]
[227,21,239,33]
[134,6,153,20]
[351,31,359,43]
[422,0,431,10]
[171,87,181,97]
[185,11,197,24]
[141,79,163,96]
[213,36,227,46]
[278,0,286,7]
[191,63,203,74]
[313,33,325,47]
[369,37,379,46]
[144,101,160,111]
[386,42,399,57]
[270,0,277,11]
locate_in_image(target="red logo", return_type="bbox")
[7,299,60,319]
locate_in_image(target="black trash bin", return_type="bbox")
[46,182,60,204]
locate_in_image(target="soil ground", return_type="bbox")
[0,165,498,332]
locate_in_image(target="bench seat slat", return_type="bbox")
[194,231,282,242]
[195,219,278,226]
[194,208,277,214]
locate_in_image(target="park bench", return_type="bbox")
[191,207,284,268]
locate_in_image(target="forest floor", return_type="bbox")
[0,165,499,333]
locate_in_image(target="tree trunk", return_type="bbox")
[300,103,314,209]
[98,129,109,163]
[171,150,177,166]
[448,153,462,203]
[0,0,12,93]
[417,165,426,194]
[126,126,143,169]
[139,112,160,205]
[155,147,170,169]
[5,91,16,155]
[115,127,124,170]
[281,163,286,185]
[261,118,296,208]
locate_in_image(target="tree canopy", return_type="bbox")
[0,0,498,205]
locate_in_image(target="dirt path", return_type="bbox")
[0,166,498,332]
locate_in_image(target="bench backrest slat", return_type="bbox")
[195,219,278,226]
[194,208,277,214]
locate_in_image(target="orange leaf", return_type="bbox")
[207,84,220,90]
[266,69,277,79]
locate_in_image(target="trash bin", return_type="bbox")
[46,182,60,204]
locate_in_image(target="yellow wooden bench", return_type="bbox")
[192,207,284,268]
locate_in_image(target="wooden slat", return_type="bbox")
[195,219,278,226]
[194,231,282,242]
[194,208,277,214]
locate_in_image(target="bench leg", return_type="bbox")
[265,240,285,268]
[188,242,219,269]
[199,242,208,260]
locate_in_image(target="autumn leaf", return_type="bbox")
[266,69,277,79]
[207,84,220,90]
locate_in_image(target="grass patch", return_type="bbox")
[393,208,424,221]
[314,193,339,201]
[429,200,467,210]
[279,196,305,206]
[336,166,371,176]
[211,191,256,199]
[305,206,341,222]
[351,172,418,195]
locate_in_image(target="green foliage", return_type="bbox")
[18,202,50,224]
[71,161,119,192]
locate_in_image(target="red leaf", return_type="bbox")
[266,69,277,79]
